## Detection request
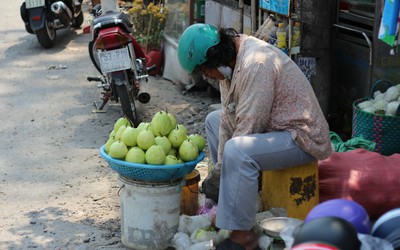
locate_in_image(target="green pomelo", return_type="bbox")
[145,145,166,165]
[115,125,127,141]
[167,148,178,157]
[136,122,149,133]
[168,126,187,148]
[104,137,116,153]
[168,113,177,128]
[188,134,206,152]
[109,130,116,140]
[125,147,146,164]
[177,124,187,135]
[108,141,128,159]
[121,127,139,147]
[150,111,173,136]
[136,129,155,150]
[155,136,172,154]
[179,139,198,162]
[165,155,179,165]
[114,117,130,131]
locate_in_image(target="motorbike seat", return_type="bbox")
[92,11,132,32]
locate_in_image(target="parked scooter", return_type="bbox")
[85,4,154,127]
[20,0,84,48]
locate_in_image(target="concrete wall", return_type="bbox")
[298,0,336,115]
[205,0,253,35]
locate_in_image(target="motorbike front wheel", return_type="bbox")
[36,20,56,48]
[115,84,139,127]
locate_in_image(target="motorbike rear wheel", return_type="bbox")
[36,19,56,48]
[88,40,102,73]
[115,84,140,127]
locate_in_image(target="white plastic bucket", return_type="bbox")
[118,175,183,250]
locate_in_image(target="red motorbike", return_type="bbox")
[85,5,154,126]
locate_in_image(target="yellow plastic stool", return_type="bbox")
[261,160,319,220]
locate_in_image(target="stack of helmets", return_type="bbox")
[291,242,340,250]
[304,199,371,234]
[292,199,372,250]
[292,216,361,250]
[371,208,400,250]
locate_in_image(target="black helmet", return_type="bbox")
[293,217,361,250]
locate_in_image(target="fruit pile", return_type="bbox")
[104,111,206,165]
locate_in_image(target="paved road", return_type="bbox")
[0,2,217,249]
[0,1,127,249]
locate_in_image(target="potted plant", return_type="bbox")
[128,0,168,75]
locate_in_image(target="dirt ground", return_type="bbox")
[0,1,220,249]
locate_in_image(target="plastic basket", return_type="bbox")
[99,145,205,182]
[351,80,400,156]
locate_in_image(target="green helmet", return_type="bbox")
[178,24,220,74]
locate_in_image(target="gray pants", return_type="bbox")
[205,110,315,230]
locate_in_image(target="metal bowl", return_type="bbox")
[259,217,289,238]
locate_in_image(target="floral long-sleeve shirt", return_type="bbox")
[216,35,332,164]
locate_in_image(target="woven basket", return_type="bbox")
[100,145,205,182]
[351,80,400,156]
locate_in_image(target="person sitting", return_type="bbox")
[177,24,333,249]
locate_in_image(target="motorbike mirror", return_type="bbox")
[91,4,102,16]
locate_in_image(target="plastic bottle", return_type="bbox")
[267,22,278,45]
[258,15,276,41]
[276,23,287,49]
[255,15,273,39]
[292,22,301,47]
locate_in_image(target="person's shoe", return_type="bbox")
[201,164,221,203]
[201,177,219,203]
[216,238,261,250]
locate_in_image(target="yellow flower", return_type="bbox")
[129,1,169,50]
